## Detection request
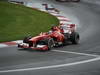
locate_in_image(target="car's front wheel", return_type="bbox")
[23,36,32,43]
[38,38,54,50]
[47,38,55,50]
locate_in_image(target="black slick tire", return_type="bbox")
[47,38,54,50]
[70,32,80,44]
[23,36,32,43]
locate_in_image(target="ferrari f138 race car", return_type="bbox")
[18,24,80,50]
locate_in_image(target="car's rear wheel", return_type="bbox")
[70,32,80,44]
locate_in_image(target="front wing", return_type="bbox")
[18,43,49,50]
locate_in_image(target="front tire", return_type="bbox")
[47,38,54,50]
[23,36,33,47]
[37,38,54,50]
[23,36,32,43]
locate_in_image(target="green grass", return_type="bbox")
[0,2,59,42]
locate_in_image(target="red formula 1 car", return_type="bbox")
[18,24,80,51]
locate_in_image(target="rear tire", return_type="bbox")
[70,32,80,44]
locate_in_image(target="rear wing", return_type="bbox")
[60,23,76,33]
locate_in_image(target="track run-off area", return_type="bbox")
[0,0,100,75]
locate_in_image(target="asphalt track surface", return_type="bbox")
[0,0,100,75]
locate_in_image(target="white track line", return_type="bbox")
[53,50,100,57]
[0,57,100,73]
